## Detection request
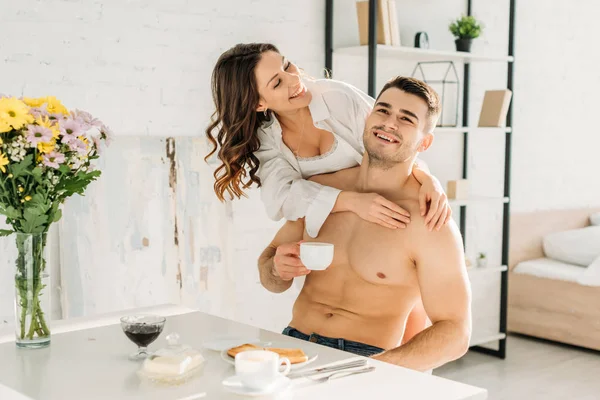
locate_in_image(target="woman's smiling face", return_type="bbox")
[254,51,312,114]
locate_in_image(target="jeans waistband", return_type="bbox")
[281,326,384,358]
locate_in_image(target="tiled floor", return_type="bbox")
[435,334,600,399]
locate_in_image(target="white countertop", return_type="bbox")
[0,309,487,400]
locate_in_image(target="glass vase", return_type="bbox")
[12,232,51,348]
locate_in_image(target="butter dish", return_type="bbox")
[138,332,204,384]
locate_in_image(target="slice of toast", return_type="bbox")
[227,343,308,364]
[264,346,308,364]
[227,343,261,358]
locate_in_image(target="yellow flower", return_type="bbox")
[0,97,33,132]
[37,139,56,154]
[22,97,47,108]
[0,121,10,133]
[0,153,8,173]
[23,96,69,116]
[18,186,24,193]
[35,116,60,138]
[44,96,69,115]
[24,196,32,201]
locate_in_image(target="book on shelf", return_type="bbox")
[478,89,513,127]
[356,0,401,46]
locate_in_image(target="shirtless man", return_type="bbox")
[257,76,471,372]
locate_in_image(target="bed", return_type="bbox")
[508,207,600,351]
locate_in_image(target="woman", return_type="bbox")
[205,43,451,238]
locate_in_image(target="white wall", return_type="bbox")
[0,0,326,136]
[1,0,599,337]
[511,0,600,212]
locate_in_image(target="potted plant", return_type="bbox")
[449,15,483,52]
[477,252,487,268]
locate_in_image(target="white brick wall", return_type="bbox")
[1,0,325,136]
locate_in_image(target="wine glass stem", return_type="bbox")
[138,346,148,355]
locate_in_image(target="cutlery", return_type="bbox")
[288,359,368,379]
[306,366,376,384]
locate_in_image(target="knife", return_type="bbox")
[288,359,368,379]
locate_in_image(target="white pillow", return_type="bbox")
[578,254,600,287]
[543,226,600,267]
[590,212,600,226]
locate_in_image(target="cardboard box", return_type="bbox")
[447,180,469,199]
[478,89,513,127]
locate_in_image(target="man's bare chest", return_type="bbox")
[306,214,418,287]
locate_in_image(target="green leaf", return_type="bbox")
[51,208,62,223]
[58,165,70,174]
[0,229,13,237]
[8,154,33,178]
[31,167,43,183]
[0,205,21,219]
[28,193,51,215]
[21,208,48,233]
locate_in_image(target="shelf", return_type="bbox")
[469,331,507,347]
[435,127,512,134]
[448,197,510,207]
[467,265,508,275]
[334,45,514,63]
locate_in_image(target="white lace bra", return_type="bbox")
[296,134,360,178]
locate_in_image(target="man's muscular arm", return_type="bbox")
[258,219,308,293]
[372,220,471,371]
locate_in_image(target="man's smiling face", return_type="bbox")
[363,87,433,168]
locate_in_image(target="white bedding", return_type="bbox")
[513,258,586,283]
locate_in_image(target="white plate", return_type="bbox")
[222,374,291,397]
[220,341,318,371]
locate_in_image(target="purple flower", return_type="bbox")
[68,138,88,155]
[100,123,113,146]
[59,118,85,138]
[71,109,102,129]
[29,104,49,119]
[91,135,102,155]
[42,151,65,168]
[26,125,53,145]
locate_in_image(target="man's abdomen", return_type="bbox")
[289,278,418,349]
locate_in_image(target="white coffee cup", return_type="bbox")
[300,242,334,270]
[235,350,291,390]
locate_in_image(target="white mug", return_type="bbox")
[235,350,291,390]
[300,242,334,270]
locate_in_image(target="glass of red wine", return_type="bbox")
[120,315,166,361]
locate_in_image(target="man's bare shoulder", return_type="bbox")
[409,215,465,266]
[308,167,360,191]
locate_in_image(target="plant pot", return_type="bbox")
[6,232,51,348]
[455,38,473,52]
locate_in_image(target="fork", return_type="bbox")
[305,366,376,384]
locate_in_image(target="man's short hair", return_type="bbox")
[377,76,441,129]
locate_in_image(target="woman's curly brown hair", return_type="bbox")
[205,43,279,202]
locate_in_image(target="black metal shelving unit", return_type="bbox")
[324,0,516,359]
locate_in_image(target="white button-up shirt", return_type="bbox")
[255,78,375,238]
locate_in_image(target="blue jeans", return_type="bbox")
[281,326,384,357]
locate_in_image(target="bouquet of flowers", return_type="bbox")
[0,94,112,347]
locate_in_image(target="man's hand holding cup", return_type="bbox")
[272,241,311,281]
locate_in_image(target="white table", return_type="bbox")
[0,308,487,400]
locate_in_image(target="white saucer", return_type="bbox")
[222,374,291,397]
